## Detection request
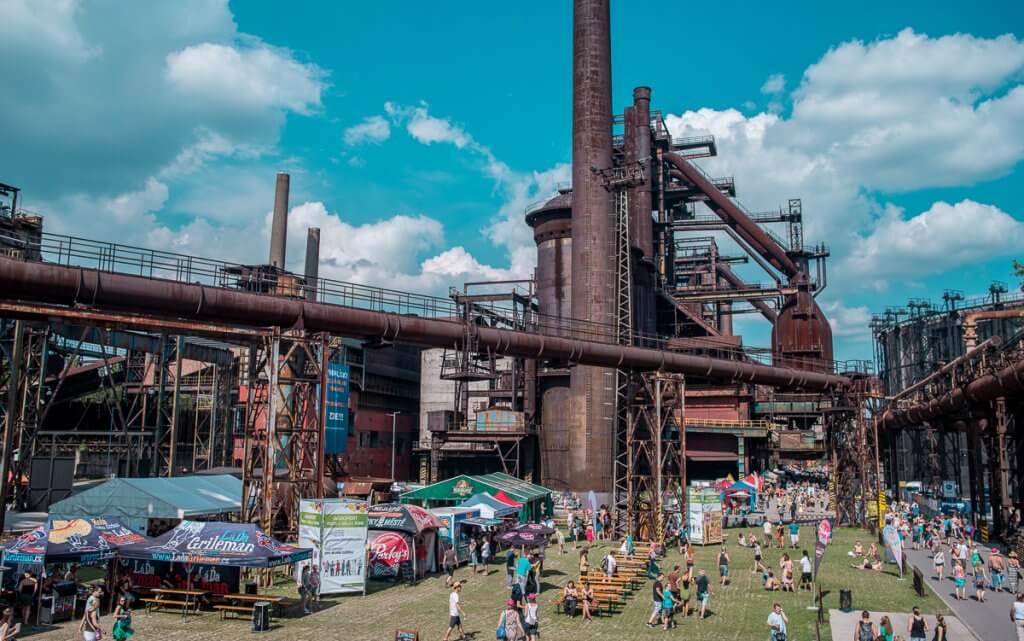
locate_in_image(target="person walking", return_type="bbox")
[498,597,525,641]
[907,606,927,641]
[953,561,967,600]
[856,611,876,641]
[753,541,765,573]
[991,548,1007,592]
[469,539,479,575]
[300,564,314,613]
[767,603,788,641]
[719,546,731,586]
[556,527,565,555]
[1011,592,1024,641]
[764,518,773,548]
[799,550,813,591]
[931,613,946,641]
[878,615,895,641]
[974,558,989,602]
[660,582,681,630]
[1009,552,1021,594]
[443,582,465,641]
[444,545,458,587]
[647,573,665,628]
[602,550,616,578]
[78,594,102,641]
[516,550,532,591]
[789,521,800,549]
[523,593,539,641]
[112,595,134,641]
[933,546,945,581]
[695,569,712,619]
[579,549,590,575]
[506,548,517,587]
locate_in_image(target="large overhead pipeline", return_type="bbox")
[0,257,849,391]
[881,354,1024,427]
[664,152,799,278]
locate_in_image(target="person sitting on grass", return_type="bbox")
[764,569,781,591]
[738,532,748,547]
[849,540,864,558]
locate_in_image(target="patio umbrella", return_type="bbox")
[497,529,548,548]
[511,523,555,536]
[2,517,148,565]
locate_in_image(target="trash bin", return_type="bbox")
[839,589,852,611]
[245,581,258,595]
[252,601,271,632]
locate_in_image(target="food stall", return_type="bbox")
[366,503,443,582]
[430,507,481,564]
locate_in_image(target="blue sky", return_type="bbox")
[2,0,1023,362]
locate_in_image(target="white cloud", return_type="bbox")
[760,73,785,95]
[822,301,872,341]
[842,200,1024,279]
[385,101,472,148]
[166,41,325,116]
[663,29,1024,292]
[0,0,99,62]
[343,115,391,146]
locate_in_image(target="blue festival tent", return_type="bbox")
[2,517,148,565]
[117,521,311,568]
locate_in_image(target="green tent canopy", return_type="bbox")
[399,473,552,522]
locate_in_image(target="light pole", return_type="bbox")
[388,411,402,481]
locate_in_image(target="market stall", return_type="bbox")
[459,493,520,520]
[399,472,553,523]
[430,507,481,564]
[366,503,443,581]
[117,521,310,568]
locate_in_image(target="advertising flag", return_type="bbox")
[882,523,903,577]
[812,518,832,578]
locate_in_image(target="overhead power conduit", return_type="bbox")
[0,257,849,391]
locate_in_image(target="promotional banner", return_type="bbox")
[119,521,309,568]
[3,518,146,565]
[813,518,832,578]
[367,530,411,579]
[116,558,239,595]
[299,499,369,594]
[324,361,351,455]
[882,523,903,576]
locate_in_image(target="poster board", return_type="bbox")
[687,487,722,545]
[299,499,369,594]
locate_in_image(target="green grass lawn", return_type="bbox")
[32,526,945,641]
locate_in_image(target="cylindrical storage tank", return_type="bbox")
[526,192,573,336]
[539,381,571,491]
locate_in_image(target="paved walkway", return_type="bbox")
[829,609,978,641]
[904,545,1018,641]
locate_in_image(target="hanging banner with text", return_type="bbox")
[299,499,369,594]
[324,360,351,454]
[813,518,832,578]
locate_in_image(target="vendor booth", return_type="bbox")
[2,517,149,623]
[117,521,311,568]
[399,472,552,523]
[367,503,443,581]
[48,475,242,535]
[430,507,481,564]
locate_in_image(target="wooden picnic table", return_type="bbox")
[211,593,282,620]
[142,588,209,616]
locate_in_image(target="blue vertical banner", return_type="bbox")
[325,360,351,454]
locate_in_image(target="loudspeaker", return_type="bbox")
[839,589,852,611]
[252,601,271,632]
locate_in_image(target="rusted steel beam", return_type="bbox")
[715,263,778,323]
[881,355,1024,427]
[0,257,850,391]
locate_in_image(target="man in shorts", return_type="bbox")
[443,546,457,587]
[799,550,813,591]
[443,582,465,641]
[789,521,800,549]
[764,518,773,548]
[646,573,665,628]
[696,569,712,619]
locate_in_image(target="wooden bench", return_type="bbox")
[554,591,621,616]
[141,597,200,614]
[579,576,636,593]
[212,604,254,620]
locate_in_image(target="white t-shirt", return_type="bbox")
[525,603,538,625]
[800,557,812,574]
[754,544,762,557]
[768,611,787,634]
[764,521,773,536]
[606,555,616,571]
[449,592,460,616]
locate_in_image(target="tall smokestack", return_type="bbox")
[269,172,290,269]
[304,227,320,301]
[632,86,653,258]
[565,0,615,497]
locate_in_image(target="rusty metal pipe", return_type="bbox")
[664,153,799,278]
[0,257,850,393]
[881,354,1024,427]
[962,308,1024,349]
[715,263,778,324]
[887,336,1001,401]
